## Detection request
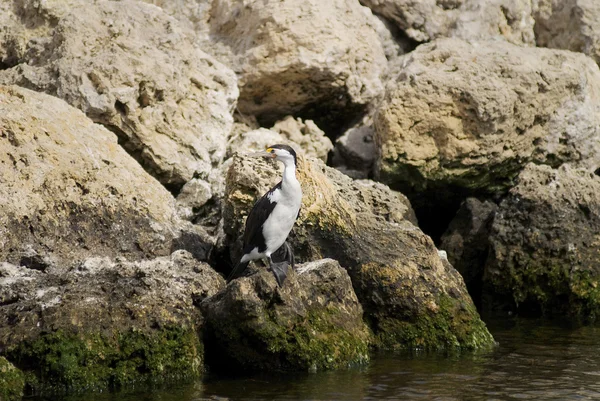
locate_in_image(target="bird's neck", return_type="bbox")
[281,162,300,191]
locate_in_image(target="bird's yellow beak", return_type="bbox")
[248,148,276,158]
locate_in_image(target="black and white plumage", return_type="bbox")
[227,144,303,287]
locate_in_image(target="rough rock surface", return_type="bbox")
[484,164,600,318]
[375,38,600,198]
[0,250,224,393]
[0,85,181,268]
[535,0,600,65]
[271,117,333,162]
[224,155,493,350]
[202,259,370,371]
[209,0,387,133]
[0,0,238,190]
[140,0,211,32]
[227,128,332,164]
[440,198,498,306]
[360,0,535,45]
[0,357,24,401]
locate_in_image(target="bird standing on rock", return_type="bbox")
[227,144,302,287]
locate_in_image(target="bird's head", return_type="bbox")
[249,144,298,168]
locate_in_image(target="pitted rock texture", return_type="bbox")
[0,0,238,190]
[0,250,224,392]
[360,0,535,45]
[0,85,180,268]
[535,0,600,65]
[375,38,600,198]
[208,0,387,133]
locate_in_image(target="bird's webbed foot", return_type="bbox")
[269,259,289,287]
[268,242,295,286]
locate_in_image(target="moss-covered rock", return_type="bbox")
[6,326,200,394]
[484,164,600,319]
[202,259,371,372]
[0,357,24,401]
[224,155,494,351]
[0,251,224,394]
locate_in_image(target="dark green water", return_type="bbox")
[39,318,600,401]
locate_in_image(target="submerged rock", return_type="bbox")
[0,357,24,401]
[484,164,600,319]
[224,155,493,350]
[375,38,600,199]
[0,0,237,190]
[202,259,370,372]
[0,250,224,393]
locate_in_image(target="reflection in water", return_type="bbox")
[40,318,600,401]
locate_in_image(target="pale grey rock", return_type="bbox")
[534,0,600,65]
[271,117,333,162]
[360,0,535,45]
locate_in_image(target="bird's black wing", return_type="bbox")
[241,181,282,254]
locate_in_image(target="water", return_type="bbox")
[40,318,600,401]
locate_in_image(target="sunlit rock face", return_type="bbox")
[0,0,238,190]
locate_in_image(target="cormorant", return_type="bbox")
[227,144,302,287]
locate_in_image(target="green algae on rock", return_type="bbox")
[0,357,24,401]
[6,326,201,394]
[202,259,371,372]
[0,251,224,394]
[224,155,494,351]
[484,164,600,319]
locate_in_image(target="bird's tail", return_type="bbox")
[227,260,249,282]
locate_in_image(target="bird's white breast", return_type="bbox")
[262,182,302,255]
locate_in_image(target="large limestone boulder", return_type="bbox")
[440,198,498,306]
[375,38,600,198]
[535,0,600,65]
[484,164,600,318]
[0,250,224,393]
[0,85,185,268]
[208,0,387,133]
[0,0,238,190]
[224,155,493,350]
[360,0,535,45]
[202,259,370,371]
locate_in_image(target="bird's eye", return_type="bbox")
[266,148,274,153]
